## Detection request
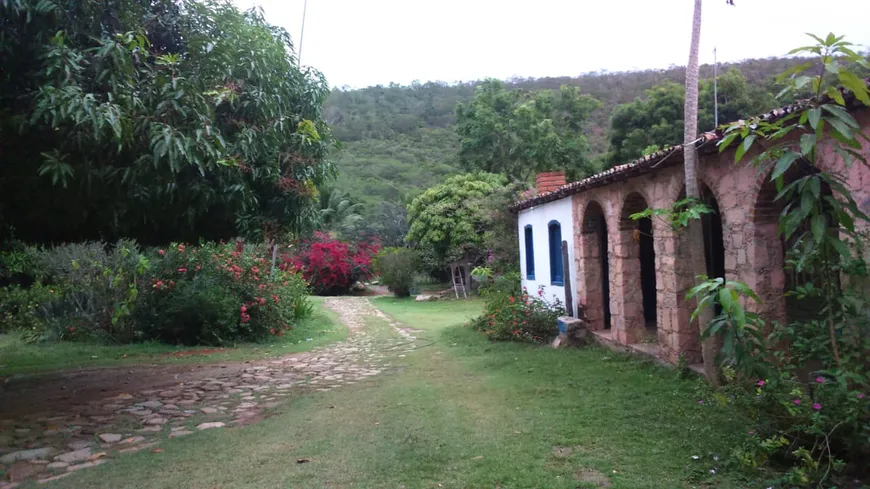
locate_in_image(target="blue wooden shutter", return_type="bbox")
[549,221,563,285]
[524,225,535,279]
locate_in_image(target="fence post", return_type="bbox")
[561,240,573,317]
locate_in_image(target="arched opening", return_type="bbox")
[700,186,726,284]
[675,184,726,319]
[619,192,657,344]
[580,201,611,330]
[677,184,725,283]
[752,162,838,323]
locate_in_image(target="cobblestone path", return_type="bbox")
[0,297,412,486]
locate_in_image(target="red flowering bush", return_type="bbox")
[136,241,311,345]
[470,273,563,343]
[281,232,378,295]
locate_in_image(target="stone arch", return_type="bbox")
[613,191,657,344]
[750,161,838,323]
[659,181,727,363]
[579,200,611,330]
[675,182,727,281]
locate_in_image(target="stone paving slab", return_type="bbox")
[0,297,415,486]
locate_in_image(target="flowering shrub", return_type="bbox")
[136,241,311,345]
[0,239,311,346]
[470,273,563,342]
[717,316,870,486]
[282,232,378,295]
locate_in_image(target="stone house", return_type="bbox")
[510,103,870,365]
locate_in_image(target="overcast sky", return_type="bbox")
[233,0,870,89]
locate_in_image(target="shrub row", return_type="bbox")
[0,240,311,345]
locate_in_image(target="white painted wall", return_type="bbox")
[517,197,575,317]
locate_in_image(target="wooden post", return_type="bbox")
[270,240,278,279]
[561,240,574,317]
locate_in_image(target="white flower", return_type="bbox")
[691,455,700,460]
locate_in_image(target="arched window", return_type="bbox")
[524,225,535,280]
[548,220,563,286]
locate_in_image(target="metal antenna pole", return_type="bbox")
[298,0,308,66]
[713,46,719,128]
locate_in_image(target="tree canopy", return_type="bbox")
[405,172,506,270]
[324,59,812,219]
[607,69,777,165]
[0,0,334,245]
[455,80,600,182]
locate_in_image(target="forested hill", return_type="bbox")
[323,56,809,213]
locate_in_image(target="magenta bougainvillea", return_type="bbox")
[282,233,378,295]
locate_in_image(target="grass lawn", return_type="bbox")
[0,297,347,376]
[34,297,760,489]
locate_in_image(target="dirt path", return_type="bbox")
[0,297,412,486]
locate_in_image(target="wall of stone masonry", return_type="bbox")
[570,107,870,365]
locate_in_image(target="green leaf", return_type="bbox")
[718,133,738,152]
[827,235,850,258]
[729,281,760,302]
[771,152,800,181]
[732,301,746,328]
[821,104,859,128]
[808,177,820,199]
[826,116,854,142]
[811,214,826,244]
[799,133,816,156]
[722,329,735,355]
[718,287,733,312]
[838,70,870,106]
[807,33,826,45]
[825,86,846,106]
[630,209,653,220]
[800,189,814,216]
[807,108,821,129]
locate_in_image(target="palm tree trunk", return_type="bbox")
[683,0,719,386]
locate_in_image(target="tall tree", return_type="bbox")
[455,80,600,182]
[682,0,719,384]
[0,0,334,245]
[608,69,777,166]
[405,172,506,272]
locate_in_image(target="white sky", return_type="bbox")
[233,0,870,89]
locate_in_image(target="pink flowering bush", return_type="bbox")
[727,368,869,486]
[469,272,563,343]
[704,314,870,485]
[136,241,310,345]
[281,232,378,295]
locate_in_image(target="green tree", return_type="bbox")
[0,0,333,245]
[405,173,506,272]
[609,82,685,165]
[316,188,363,237]
[455,80,600,181]
[608,69,776,166]
[699,68,777,130]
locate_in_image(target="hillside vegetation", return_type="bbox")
[324,56,812,214]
